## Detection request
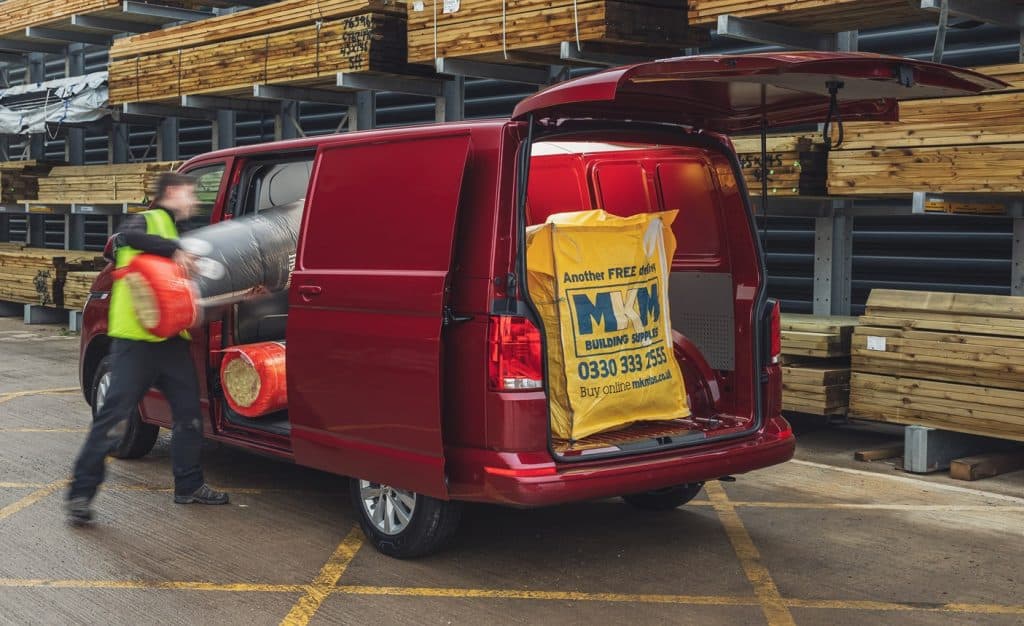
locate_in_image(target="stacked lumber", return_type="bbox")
[731,134,827,197]
[408,0,700,65]
[851,289,1024,442]
[108,0,407,104]
[33,162,180,205]
[0,1,234,37]
[0,248,106,307]
[828,68,1024,195]
[780,314,858,416]
[63,271,100,311]
[687,0,928,32]
[975,63,1024,89]
[0,161,55,203]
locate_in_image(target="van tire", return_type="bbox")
[92,355,160,460]
[350,478,462,558]
[622,483,704,511]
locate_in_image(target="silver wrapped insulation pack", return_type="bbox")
[178,200,303,305]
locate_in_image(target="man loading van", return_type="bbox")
[65,172,229,525]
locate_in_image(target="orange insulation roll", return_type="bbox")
[220,341,288,418]
[120,254,198,338]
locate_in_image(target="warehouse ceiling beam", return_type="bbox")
[252,84,357,106]
[181,95,283,115]
[715,15,857,51]
[69,15,161,34]
[121,1,210,22]
[24,27,112,47]
[558,42,655,68]
[435,58,553,85]
[336,72,446,98]
[920,0,1024,28]
[117,102,217,122]
[0,39,66,54]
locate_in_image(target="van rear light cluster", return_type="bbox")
[770,300,781,364]
[488,316,543,391]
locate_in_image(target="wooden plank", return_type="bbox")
[950,451,1024,481]
[854,445,904,462]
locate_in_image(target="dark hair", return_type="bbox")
[154,172,196,203]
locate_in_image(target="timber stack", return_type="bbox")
[0,161,54,204]
[407,0,703,65]
[0,248,106,308]
[780,314,858,416]
[731,134,827,197]
[850,289,1024,442]
[687,0,928,32]
[108,0,408,104]
[32,162,180,205]
[0,0,240,37]
[828,63,1024,197]
[63,271,101,311]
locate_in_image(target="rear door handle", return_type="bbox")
[298,285,322,302]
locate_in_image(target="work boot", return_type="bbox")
[174,484,229,505]
[65,496,94,526]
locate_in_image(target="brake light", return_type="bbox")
[770,300,781,364]
[488,316,543,390]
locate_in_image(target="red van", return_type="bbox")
[78,53,1000,557]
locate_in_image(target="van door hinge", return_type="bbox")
[443,306,473,326]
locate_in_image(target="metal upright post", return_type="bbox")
[438,76,465,122]
[275,100,300,140]
[212,110,236,150]
[109,123,129,164]
[1012,216,1024,297]
[65,44,86,166]
[157,117,179,161]
[350,92,375,131]
[27,53,46,160]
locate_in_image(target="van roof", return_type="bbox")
[187,119,511,164]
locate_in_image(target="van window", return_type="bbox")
[181,163,225,229]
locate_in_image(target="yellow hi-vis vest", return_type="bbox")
[108,209,186,342]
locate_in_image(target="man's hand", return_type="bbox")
[173,249,198,276]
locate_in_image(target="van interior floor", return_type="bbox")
[553,419,706,456]
[223,407,291,437]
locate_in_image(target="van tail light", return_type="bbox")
[770,300,781,364]
[488,316,543,391]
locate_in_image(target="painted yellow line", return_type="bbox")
[279,526,364,626]
[701,501,1024,512]
[706,481,796,626]
[786,598,1024,615]
[0,387,80,404]
[0,428,88,433]
[0,578,304,593]
[0,482,47,489]
[337,585,759,606]
[0,479,68,521]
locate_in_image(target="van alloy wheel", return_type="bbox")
[358,480,417,536]
[95,371,111,413]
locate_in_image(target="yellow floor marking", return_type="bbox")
[790,460,1024,505]
[0,479,68,521]
[337,585,759,606]
[279,526,364,626]
[0,387,80,404]
[786,598,1024,615]
[693,501,1024,512]
[0,428,88,433]
[706,481,796,626]
[0,482,47,489]
[0,578,303,593]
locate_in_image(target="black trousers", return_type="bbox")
[69,337,205,500]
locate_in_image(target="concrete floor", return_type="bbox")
[1,316,1023,626]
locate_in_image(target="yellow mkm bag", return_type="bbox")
[526,209,690,441]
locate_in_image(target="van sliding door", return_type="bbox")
[287,132,472,498]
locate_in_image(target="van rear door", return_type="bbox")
[287,131,472,498]
[512,52,1005,131]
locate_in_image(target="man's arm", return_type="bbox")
[115,214,179,258]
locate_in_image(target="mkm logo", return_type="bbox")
[573,284,660,335]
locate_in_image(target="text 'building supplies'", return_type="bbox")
[526,209,690,441]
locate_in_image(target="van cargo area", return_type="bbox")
[521,138,764,459]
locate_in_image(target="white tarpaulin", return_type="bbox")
[0,72,109,135]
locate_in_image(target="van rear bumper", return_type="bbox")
[445,414,795,507]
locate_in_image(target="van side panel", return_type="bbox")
[287,131,472,498]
